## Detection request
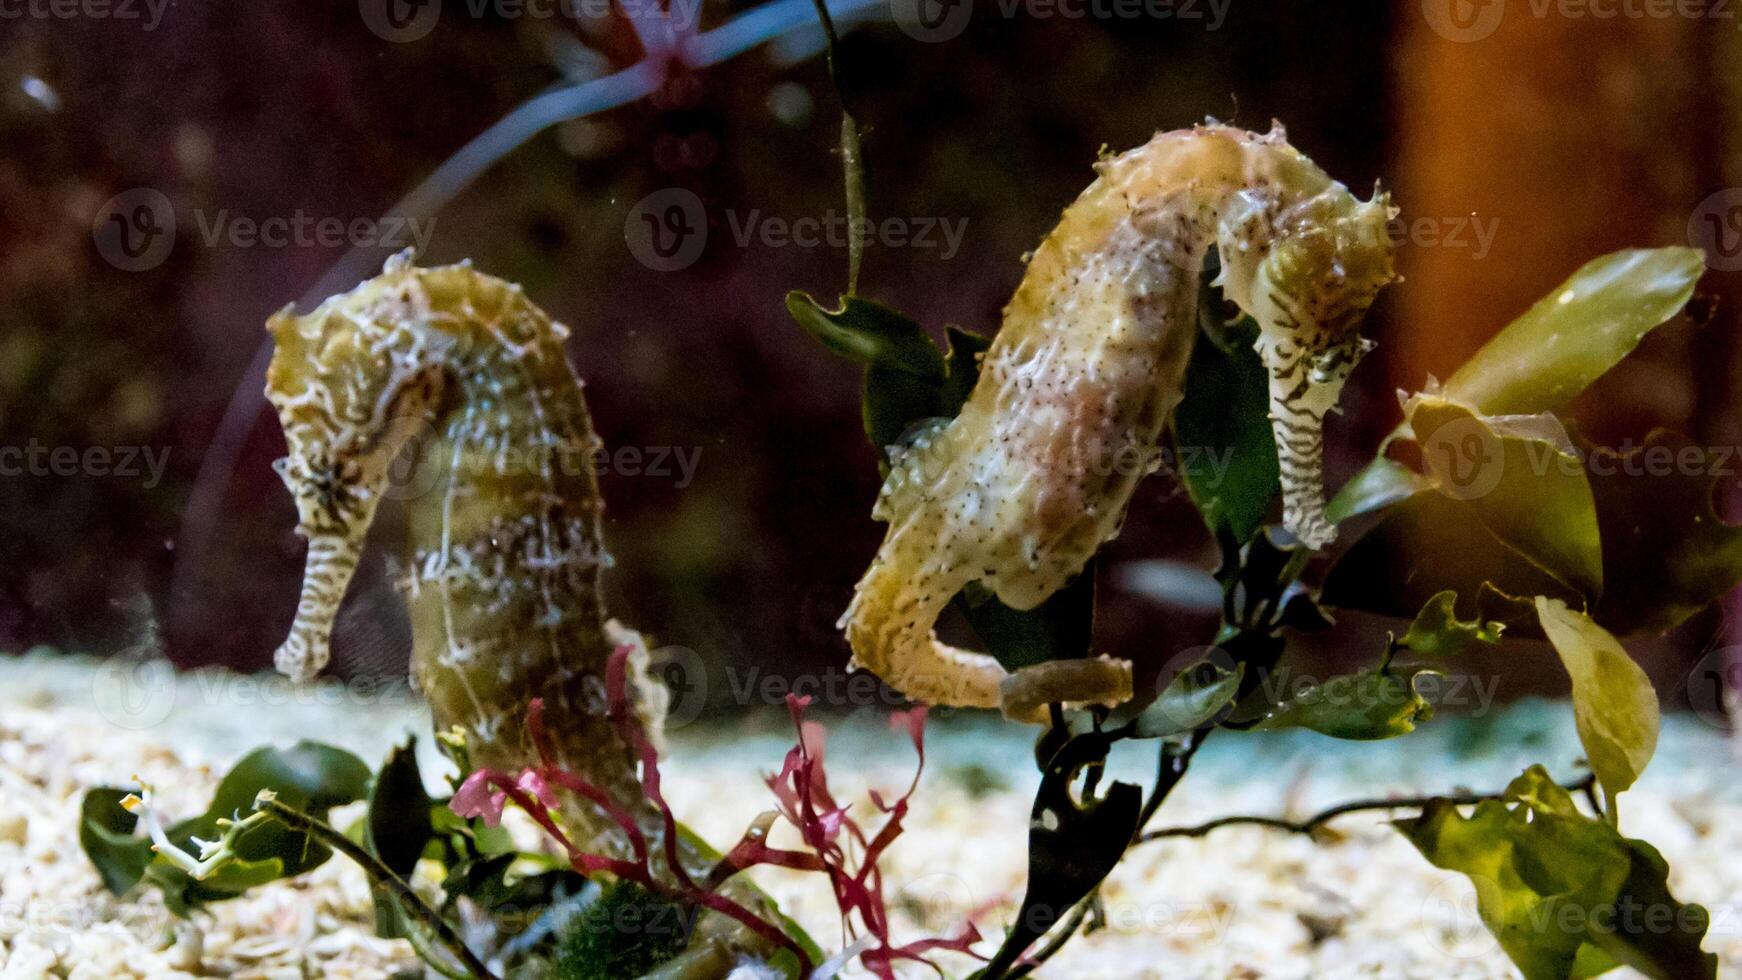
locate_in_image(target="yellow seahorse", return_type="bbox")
[266,252,671,861]
[841,123,1397,715]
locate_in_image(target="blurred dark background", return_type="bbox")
[3,0,1739,714]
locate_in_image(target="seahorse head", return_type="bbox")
[264,256,452,681]
[1219,183,1397,548]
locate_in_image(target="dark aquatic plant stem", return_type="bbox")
[806,0,866,295]
[1137,773,1599,844]
[253,795,497,980]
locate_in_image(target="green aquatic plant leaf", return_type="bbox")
[1327,427,1742,639]
[365,738,434,938]
[366,738,432,879]
[80,741,372,915]
[1133,656,1244,739]
[1434,248,1705,419]
[1330,247,1704,521]
[79,788,152,896]
[1172,273,1279,543]
[1399,590,1504,657]
[1321,490,1581,626]
[1396,765,1715,980]
[1534,598,1659,815]
[1408,396,1603,597]
[1255,663,1440,740]
[977,731,1141,977]
[786,291,946,379]
[1326,455,1431,523]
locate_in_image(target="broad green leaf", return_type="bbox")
[785,291,945,379]
[1400,590,1504,657]
[1134,657,1244,739]
[1396,765,1715,980]
[1409,397,1603,597]
[1322,490,1580,625]
[1584,431,1742,635]
[1256,664,1439,740]
[367,738,431,878]
[79,788,152,896]
[1592,837,1719,979]
[1172,280,1278,543]
[1535,599,1659,812]
[365,738,433,938]
[1327,456,1431,523]
[1331,248,1703,523]
[1433,248,1704,418]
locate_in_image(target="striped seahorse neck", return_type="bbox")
[841,123,1397,713]
[265,252,666,858]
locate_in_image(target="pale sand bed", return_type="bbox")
[2,651,1739,979]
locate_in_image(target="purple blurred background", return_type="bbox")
[3,0,1738,715]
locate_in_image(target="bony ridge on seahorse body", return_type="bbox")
[840,123,1398,718]
[265,251,680,868]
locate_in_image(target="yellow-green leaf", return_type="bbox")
[1409,397,1603,597]
[1435,248,1704,418]
[1255,665,1439,740]
[1331,247,1703,522]
[1400,590,1504,657]
[1534,598,1659,813]
[1396,765,1716,980]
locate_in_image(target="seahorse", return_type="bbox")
[841,123,1398,713]
[265,252,672,864]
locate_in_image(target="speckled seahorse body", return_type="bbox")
[842,124,1397,712]
[265,253,667,862]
